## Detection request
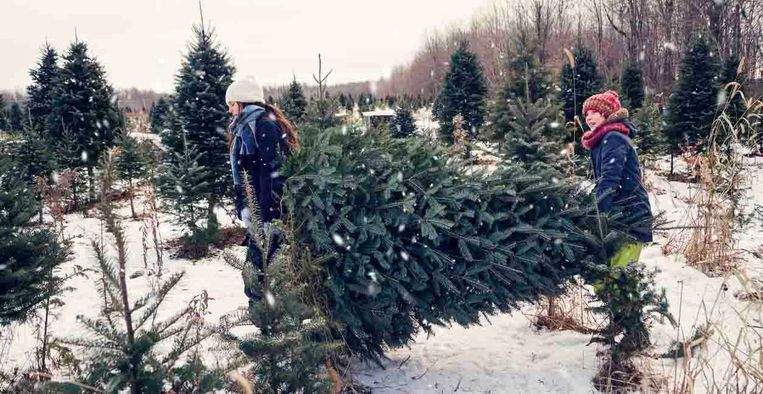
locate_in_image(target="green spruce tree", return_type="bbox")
[433,41,487,142]
[0,94,8,130]
[506,40,551,102]
[390,104,417,138]
[0,155,68,324]
[718,55,746,125]
[620,63,645,110]
[27,43,60,131]
[48,39,121,203]
[149,96,170,134]
[173,19,234,212]
[664,34,720,172]
[52,150,224,394]
[116,130,146,218]
[157,130,212,255]
[280,77,308,123]
[558,46,603,123]
[503,99,565,164]
[280,125,663,363]
[631,101,666,156]
[8,101,25,132]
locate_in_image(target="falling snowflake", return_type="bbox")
[265,291,276,307]
[81,151,88,162]
[716,90,728,107]
[400,251,410,261]
[332,233,345,247]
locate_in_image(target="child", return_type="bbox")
[582,90,653,268]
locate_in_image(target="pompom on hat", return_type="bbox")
[225,75,264,105]
[582,90,622,119]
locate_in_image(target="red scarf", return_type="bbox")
[581,122,631,150]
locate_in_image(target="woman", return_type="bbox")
[581,90,653,271]
[226,76,298,301]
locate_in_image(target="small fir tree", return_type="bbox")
[149,96,171,134]
[116,130,146,218]
[630,101,667,156]
[280,77,308,123]
[8,101,25,132]
[307,54,338,129]
[173,18,235,211]
[558,46,604,123]
[506,39,551,102]
[0,155,68,325]
[502,99,566,164]
[223,181,342,393]
[27,43,60,131]
[433,41,487,143]
[664,34,720,171]
[0,94,8,130]
[157,130,213,256]
[390,105,417,138]
[17,121,57,223]
[620,63,645,110]
[51,149,225,394]
[48,39,121,202]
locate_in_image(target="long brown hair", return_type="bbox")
[261,103,299,151]
[227,102,300,152]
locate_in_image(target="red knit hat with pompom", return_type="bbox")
[583,90,621,119]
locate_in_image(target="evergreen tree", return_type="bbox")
[0,94,8,131]
[267,95,275,105]
[502,99,565,164]
[149,96,170,134]
[338,92,348,110]
[281,126,660,363]
[433,41,487,142]
[222,189,342,392]
[620,63,645,110]
[55,125,87,209]
[0,155,68,324]
[173,20,235,211]
[558,46,603,123]
[116,130,146,218]
[16,121,57,223]
[485,83,513,142]
[346,93,355,111]
[51,150,225,394]
[719,55,746,125]
[506,40,551,103]
[48,39,121,202]
[27,43,60,131]
[157,130,212,253]
[280,77,308,123]
[390,104,417,138]
[631,101,666,156]
[664,35,720,165]
[8,101,25,132]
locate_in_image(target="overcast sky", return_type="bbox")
[1,0,491,93]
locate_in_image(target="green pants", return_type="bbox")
[594,242,643,292]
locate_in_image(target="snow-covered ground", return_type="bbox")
[4,156,763,393]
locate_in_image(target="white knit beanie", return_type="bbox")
[225,75,264,105]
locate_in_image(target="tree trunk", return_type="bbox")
[40,291,51,371]
[88,166,96,203]
[670,151,674,176]
[128,177,135,219]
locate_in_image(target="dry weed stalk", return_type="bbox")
[681,85,761,275]
[532,281,601,334]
